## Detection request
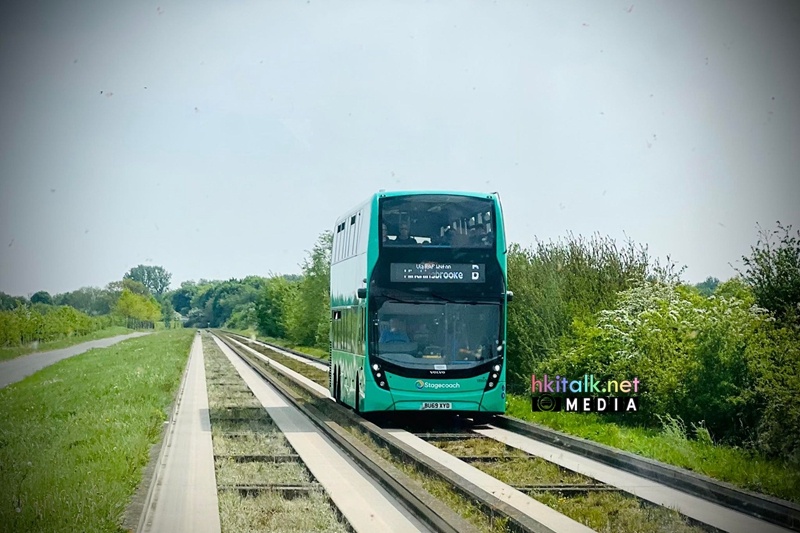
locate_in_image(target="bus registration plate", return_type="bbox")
[421,402,452,410]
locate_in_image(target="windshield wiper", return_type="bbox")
[426,291,505,305]
[424,291,464,304]
[377,292,418,304]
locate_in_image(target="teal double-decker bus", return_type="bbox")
[330,191,511,422]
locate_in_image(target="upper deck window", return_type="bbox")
[380,195,495,249]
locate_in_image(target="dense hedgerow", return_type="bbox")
[536,278,799,460]
[507,223,799,460]
[0,305,117,348]
[505,233,652,391]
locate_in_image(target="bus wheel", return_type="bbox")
[472,414,493,426]
[335,367,341,402]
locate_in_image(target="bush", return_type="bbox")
[0,304,117,347]
[541,280,767,443]
[506,233,652,392]
[744,324,800,461]
[540,276,800,459]
[740,223,800,326]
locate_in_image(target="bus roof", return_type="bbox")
[334,190,501,226]
[375,190,498,199]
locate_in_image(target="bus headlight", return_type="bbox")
[370,361,390,390]
[485,362,503,391]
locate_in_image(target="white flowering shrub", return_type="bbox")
[542,278,772,445]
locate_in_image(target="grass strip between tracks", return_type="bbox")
[227,328,329,360]
[221,339,507,533]
[0,328,195,533]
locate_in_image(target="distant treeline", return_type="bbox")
[166,232,332,350]
[0,265,179,348]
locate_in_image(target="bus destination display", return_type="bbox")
[390,262,485,283]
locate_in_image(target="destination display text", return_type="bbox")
[390,262,485,283]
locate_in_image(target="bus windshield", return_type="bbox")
[374,300,500,370]
[381,195,495,248]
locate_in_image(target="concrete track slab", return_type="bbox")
[232,335,329,371]
[214,336,430,533]
[143,334,220,533]
[388,429,595,533]
[479,425,793,533]
[0,332,150,389]
[227,336,331,398]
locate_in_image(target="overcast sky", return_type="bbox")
[1,0,798,297]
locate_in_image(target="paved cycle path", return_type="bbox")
[0,332,151,389]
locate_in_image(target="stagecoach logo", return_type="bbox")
[415,380,461,390]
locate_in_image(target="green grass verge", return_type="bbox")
[217,490,348,533]
[224,329,329,360]
[534,491,703,533]
[506,394,800,504]
[0,326,136,362]
[0,328,195,532]
[232,339,329,387]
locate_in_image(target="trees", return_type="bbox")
[284,231,332,348]
[124,265,172,297]
[113,289,161,326]
[170,281,198,316]
[694,276,720,297]
[160,298,176,328]
[0,292,27,311]
[53,286,113,315]
[545,281,764,438]
[256,276,296,338]
[737,222,800,460]
[0,304,112,347]
[207,279,262,328]
[170,277,269,328]
[740,222,800,326]
[107,279,150,298]
[30,291,53,305]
